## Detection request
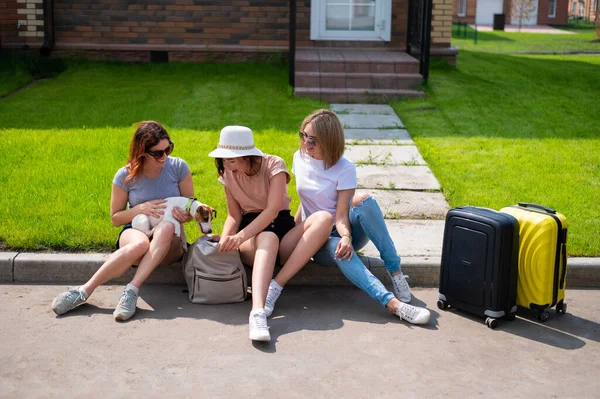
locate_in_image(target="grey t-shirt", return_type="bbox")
[112,156,191,209]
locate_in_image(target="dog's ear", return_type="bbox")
[211,208,217,220]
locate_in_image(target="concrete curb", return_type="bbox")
[2,252,600,288]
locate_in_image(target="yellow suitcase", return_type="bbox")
[500,203,568,322]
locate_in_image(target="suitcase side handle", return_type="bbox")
[560,236,567,290]
[518,202,556,214]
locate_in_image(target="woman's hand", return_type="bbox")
[335,235,353,261]
[137,199,167,218]
[219,234,243,252]
[172,206,192,223]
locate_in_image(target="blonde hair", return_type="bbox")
[299,109,345,170]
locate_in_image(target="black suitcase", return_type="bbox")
[437,206,519,329]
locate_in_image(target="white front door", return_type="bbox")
[510,0,539,25]
[310,0,392,41]
[475,0,504,24]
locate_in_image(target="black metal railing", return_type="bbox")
[406,0,433,81]
[288,0,296,87]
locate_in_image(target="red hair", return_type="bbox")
[124,121,171,185]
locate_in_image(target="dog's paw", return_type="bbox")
[207,234,221,242]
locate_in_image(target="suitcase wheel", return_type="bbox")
[556,300,567,315]
[504,313,516,321]
[536,310,550,322]
[485,317,499,329]
[437,300,448,311]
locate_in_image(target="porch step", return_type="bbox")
[295,87,425,103]
[295,48,421,74]
[296,72,423,91]
[294,48,424,103]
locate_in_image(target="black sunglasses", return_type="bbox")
[147,141,174,160]
[298,131,318,146]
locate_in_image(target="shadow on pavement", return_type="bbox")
[53,303,114,318]
[438,305,590,350]
[266,286,439,343]
[53,285,441,327]
[514,306,600,343]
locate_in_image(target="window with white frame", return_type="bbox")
[580,0,585,15]
[310,0,392,41]
[457,0,467,16]
[548,0,557,17]
[572,1,577,13]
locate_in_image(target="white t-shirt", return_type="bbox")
[292,150,357,221]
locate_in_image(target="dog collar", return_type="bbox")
[186,197,197,213]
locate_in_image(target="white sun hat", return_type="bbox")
[208,125,264,158]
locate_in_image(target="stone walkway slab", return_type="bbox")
[337,113,405,129]
[345,145,425,166]
[345,128,413,144]
[360,219,445,258]
[330,104,395,115]
[363,189,449,220]
[357,165,441,190]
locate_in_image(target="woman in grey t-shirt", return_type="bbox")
[51,121,194,321]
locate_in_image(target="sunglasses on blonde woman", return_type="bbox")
[298,131,318,147]
[147,141,174,160]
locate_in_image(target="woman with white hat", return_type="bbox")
[209,126,333,342]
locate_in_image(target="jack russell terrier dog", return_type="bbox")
[132,197,216,249]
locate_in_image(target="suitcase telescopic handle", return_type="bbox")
[518,202,556,214]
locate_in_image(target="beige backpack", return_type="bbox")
[182,235,248,304]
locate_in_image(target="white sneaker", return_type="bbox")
[51,287,88,315]
[389,272,412,303]
[264,280,282,317]
[249,309,271,342]
[395,302,430,325]
[113,287,138,321]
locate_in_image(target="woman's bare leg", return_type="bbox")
[130,222,176,288]
[82,229,150,296]
[276,211,333,286]
[239,231,279,310]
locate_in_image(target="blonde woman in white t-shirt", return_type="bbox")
[265,109,430,325]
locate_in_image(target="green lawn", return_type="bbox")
[0,52,33,97]
[2,49,600,256]
[393,52,600,256]
[0,61,325,251]
[452,24,600,53]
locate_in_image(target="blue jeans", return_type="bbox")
[313,196,401,307]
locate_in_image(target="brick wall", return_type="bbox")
[1,0,40,47]
[53,0,289,48]
[538,0,570,24]
[13,0,455,64]
[568,0,599,21]
[432,0,453,47]
[0,0,20,28]
[52,0,410,51]
[453,0,476,23]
